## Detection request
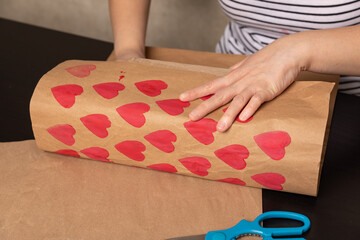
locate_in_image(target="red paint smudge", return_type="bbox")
[80,114,111,138]
[214,144,249,170]
[66,64,96,78]
[51,84,83,108]
[47,124,76,146]
[147,163,177,173]
[179,157,211,176]
[80,147,111,162]
[55,149,80,158]
[156,99,190,116]
[115,140,146,161]
[116,102,150,128]
[222,107,253,123]
[184,118,217,145]
[144,130,177,153]
[93,82,125,99]
[135,80,168,97]
[201,94,214,101]
[251,173,285,190]
[254,131,291,160]
[119,75,125,81]
[217,178,246,185]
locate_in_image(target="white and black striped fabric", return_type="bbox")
[216,0,360,96]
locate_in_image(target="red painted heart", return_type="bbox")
[80,114,111,138]
[222,107,253,123]
[156,99,190,116]
[251,173,286,190]
[144,130,177,153]
[184,118,217,145]
[200,94,214,101]
[116,102,150,128]
[55,149,80,158]
[93,82,125,99]
[135,80,168,97]
[179,157,211,176]
[217,178,246,186]
[147,163,178,173]
[80,147,111,162]
[214,144,249,170]
[47,124,76,146]
[115,140,146,161]
[254,131,291,160]
[66,64,96,78]
[51,84,83,108]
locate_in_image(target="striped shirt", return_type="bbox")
[216,0,360,96]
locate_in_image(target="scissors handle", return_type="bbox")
[205,211,310,240]
[254,211,310,237]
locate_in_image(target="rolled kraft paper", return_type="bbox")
[30,60,335,196]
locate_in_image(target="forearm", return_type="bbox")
[109,0,150,58]
[292,25,360,76]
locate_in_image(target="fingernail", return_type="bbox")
[189,110,198,119]
[239,112,248,121]
[179,92,188,100]
[217,121,225,130]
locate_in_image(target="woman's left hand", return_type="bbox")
[179,33,310,132]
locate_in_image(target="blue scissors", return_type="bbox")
[167,211,310,240]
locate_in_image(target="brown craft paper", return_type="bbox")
[0,140,262,239]
[30,58,336,196]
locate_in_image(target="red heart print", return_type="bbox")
[80,147,111,162]
[51,84,83,108]
[179,157,211,176]
[135,80,168,97]
[80,114,111,138]
[214,144,249,170]
[217,178,246,186]
[147,163,178,173]
[93,82,125,99]
[115,141,146,161]
[47,124,76,146]
[200,94,214,101]
[222,107,253,123]
[184,118,217,145]
[156,99,190,116]
[144,130,177,153]
[116,102,150,128]
[254,131,291,160]
[251,173,285,190]
[55,149,80,158]
[66,64,96,78]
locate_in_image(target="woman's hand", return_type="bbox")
[179,34,310,132]
[115,49,145,62]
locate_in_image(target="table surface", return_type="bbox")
[1,18,360,240]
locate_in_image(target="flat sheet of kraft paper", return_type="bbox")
[0,140,262,240]
[30,60,335,196]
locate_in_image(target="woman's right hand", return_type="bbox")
[109,0,150,62]
[115,49,145,62]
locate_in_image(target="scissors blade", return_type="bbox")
[166,234,206,240]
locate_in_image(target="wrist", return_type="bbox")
[280,31,313,72]
[114,46,145,61]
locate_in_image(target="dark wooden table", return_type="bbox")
[1,18,360,239]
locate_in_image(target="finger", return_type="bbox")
[239,93,266,121]
[229,56,248,70]
[179,77,228,102]
[217,91,252,132]
[189,87,236,121]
